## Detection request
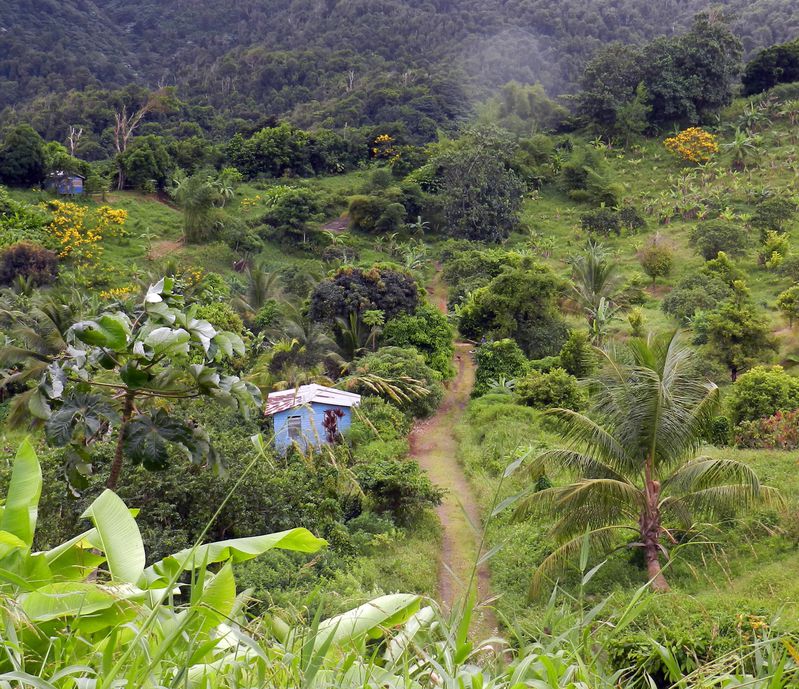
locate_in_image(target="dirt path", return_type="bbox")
[409,268,497,636]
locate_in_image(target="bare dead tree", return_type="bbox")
[346,69,356,93]
[113,89,171,190]
[67,126,83,157]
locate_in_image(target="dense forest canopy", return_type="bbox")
[2,0,799,130]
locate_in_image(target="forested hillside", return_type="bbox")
[3,0,799,127]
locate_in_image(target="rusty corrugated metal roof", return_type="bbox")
[265,384,361,416]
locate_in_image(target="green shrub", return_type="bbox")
[580,207,620,236]
[348,397,412,446]
[662,272,732,324]
[515,368,584,410]
[195,302,244,334]
[618,205,646,233]
[351,346,444,418]
[355,458,443,525]
[558,330,597,378]
[752,197,795,236]
[382,304,455,379]
[528,355,562,372]
[473,339,529,397]
[348,194,405,233]
[0,241,58,286]
[726,365,799,425]
[690,220,747,260]
[638,235,673,284]
[253,299,281,332]
[707,415,733,446]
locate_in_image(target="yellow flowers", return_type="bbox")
[99,286,136,301]
[47,200,128,264]
[371,134,396,159]
[241,194,262,208]
[664,127,719,164]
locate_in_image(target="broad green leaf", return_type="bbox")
[314,594,422,652]
[28,389,51,420]
[143,528,326,584]
[122,411,195,470]
[144,327,191,357]
[71,313,129,351]
[44,393,118,447]
[119,363,151,389]
[19,582,119,621]
[186,318,217,353]
[0,530,31,559]
[196,561,236,630]
[81,490,145,584]
[1,440,42,547]
[43,529,106,581]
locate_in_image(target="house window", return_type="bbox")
[287,415,302,441]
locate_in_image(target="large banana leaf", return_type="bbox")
[313,594,422,653]
[81,490,145,584]
[0,439,42,547]
[20,582,120,622]
[141,528,326,586]
[42,529,106,580]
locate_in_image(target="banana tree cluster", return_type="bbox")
[0,441,433,688]
[26,277,261,489]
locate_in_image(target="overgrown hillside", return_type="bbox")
[3,8,799,688]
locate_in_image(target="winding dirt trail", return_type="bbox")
[409,269,497,636]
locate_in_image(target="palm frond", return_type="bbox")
[680,484,781,517]
[662,456,761,495]
[529,525,637,599]
[525,448,628,482]
[547,408,636,476]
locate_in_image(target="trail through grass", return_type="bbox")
[410,268,497,637]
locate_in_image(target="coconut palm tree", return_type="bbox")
[232,265,285,316]
[514,331,777,595]
[570,241,621,328]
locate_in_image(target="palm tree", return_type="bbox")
[172,173,219,243]
[570,241,621,328]
[514,331,777,594]
[0,291,91,424]
[232,265,284,316]
[722,129,761,171]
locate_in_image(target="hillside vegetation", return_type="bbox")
[2,6,799,688]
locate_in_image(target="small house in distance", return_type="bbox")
[46,172,85,195]
[265,384,361,454]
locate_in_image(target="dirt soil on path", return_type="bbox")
[409,268,497,637]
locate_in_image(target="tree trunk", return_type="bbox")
[107,392,135,490]
[640,461,670,592]
[644,543,670,592]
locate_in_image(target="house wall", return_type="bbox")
[272,403,353,454]
[47,177,83,195]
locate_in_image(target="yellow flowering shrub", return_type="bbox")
[371,133,396,159]
[99,286,137,301]
[663,127,719,164]
[95,206,128,238]
[47,201,128,264]
[241,194,262,208]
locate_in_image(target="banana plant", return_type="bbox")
[0,441,441,688]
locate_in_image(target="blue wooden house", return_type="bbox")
[46,172,85,195]
[265,384,361,454]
